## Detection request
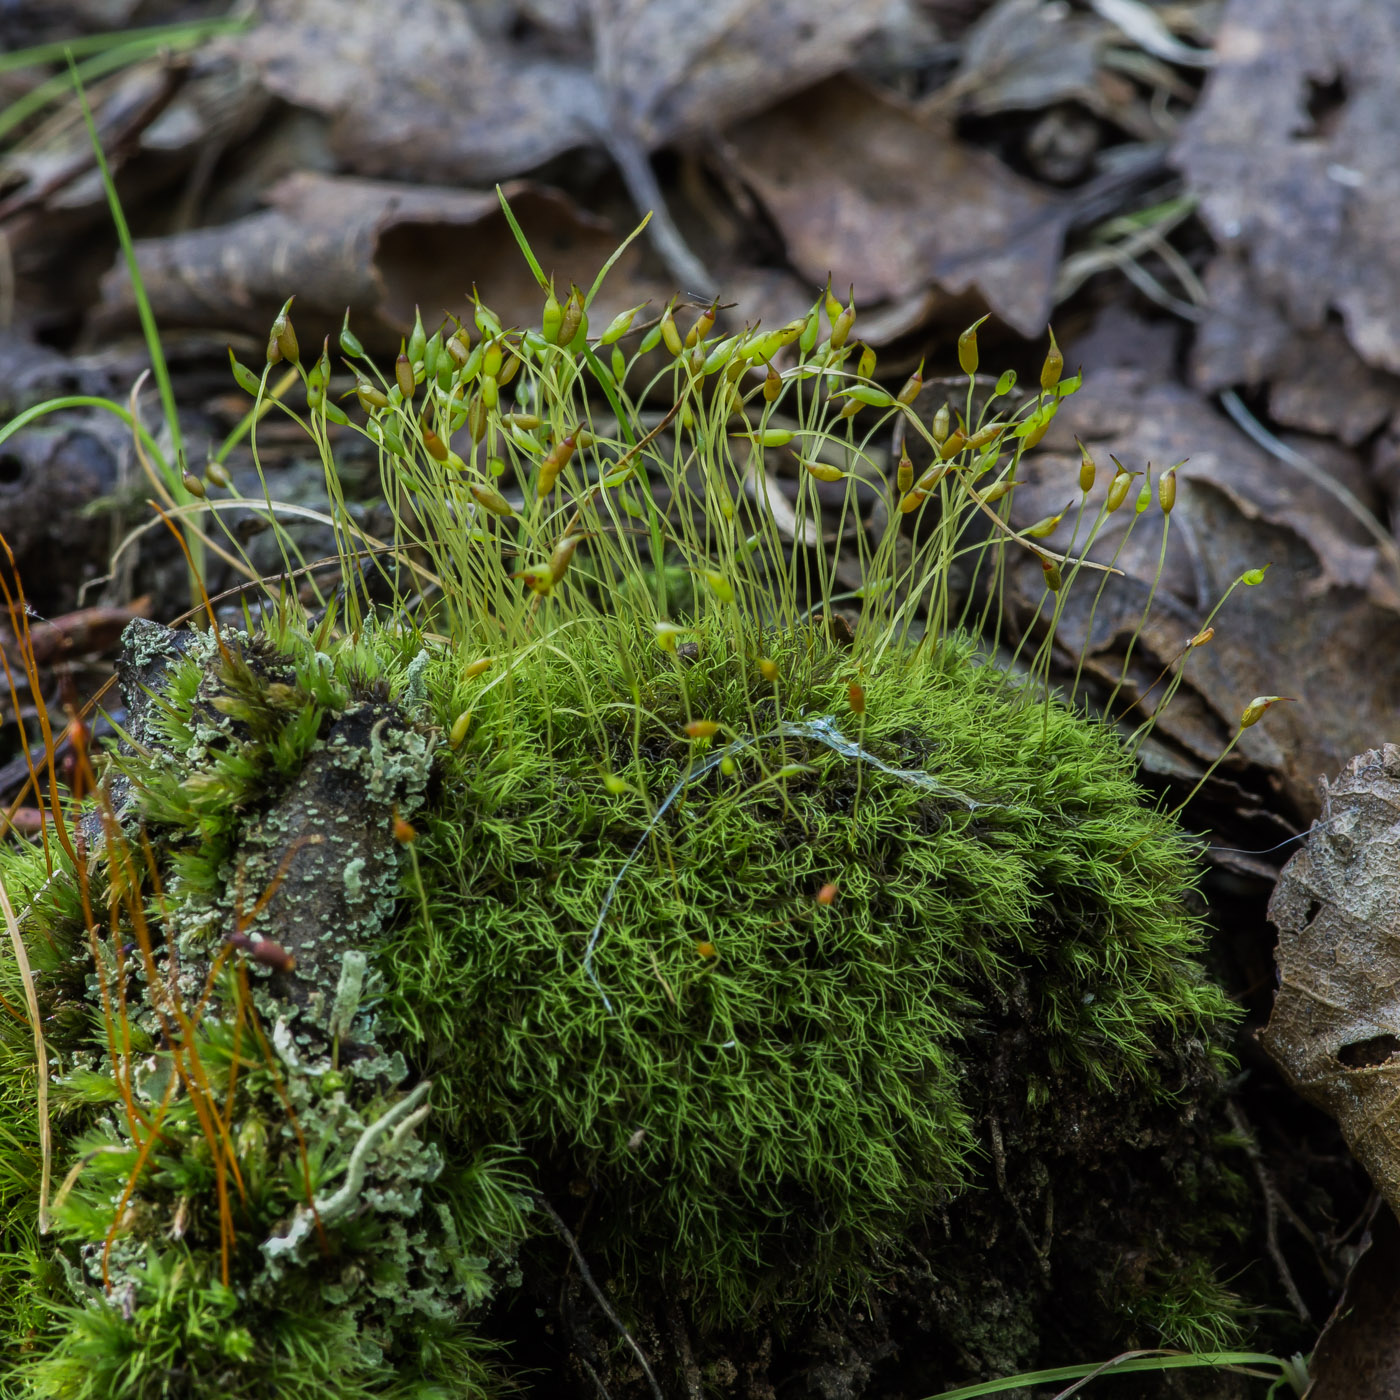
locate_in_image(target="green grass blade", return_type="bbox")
[583,210,651,310]
[495,186,549,292]
[0,15,247,76]
[66,50,202,587]
[922,1351,1293,1399]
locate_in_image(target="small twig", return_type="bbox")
[538,1195,665,1400]
[1226,1099,1312,1324]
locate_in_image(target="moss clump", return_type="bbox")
[0,222,1257,1392]
[382,611,1233,1328]
[0,600,1240,1396]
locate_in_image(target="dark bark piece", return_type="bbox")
[236,700,434,1032]
[1260,746,1400,1211]
[1307,1203,1400,1400]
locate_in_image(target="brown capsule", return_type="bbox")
[937,428,967,460]
[1159,463,1183,514]
[847,681,866,715]
[896,359,924,407]
[205,460,232,489]
[916,461,948,492]
[181,472,207,499]
[466,394,487,442]
[816,883,838,906]
[393,812,417,844]
[549,534,583,584]
[469,482,515,517]
[446,330,472,366]
[271,297,299,365]
[557,286,585,347]
[896,443,913,494]
[1188,626,1214,648]
[684,304,716,349]
[224,930,296,974]
[396,352,416,402]
[538,430,579,498]
[966,422,1008,450]
[420,422,448,462]
[355,377,390,410]
[763,364,782,402]
[684,720,720,740]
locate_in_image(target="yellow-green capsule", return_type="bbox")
[897,360,924,407]
[1040,327,1063,390]
[957,316,988,377]
[1076,438,1096,494]
[542,282,563,344]
[469,482,515,517]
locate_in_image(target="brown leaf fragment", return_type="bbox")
[90,173,663,354]
[931,0,1106,119]
[997,357,1400,816]
[1190,256,1400,447]
[723,76,1072,337]
[1261,747,1400,1220]
[1173,0,1400,373]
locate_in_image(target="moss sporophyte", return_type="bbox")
[0,194,1278,1397]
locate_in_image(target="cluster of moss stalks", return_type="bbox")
[0,218,1252,1397]
[0,603,1245,1397]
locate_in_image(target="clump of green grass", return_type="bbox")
[0,178,1283,1394]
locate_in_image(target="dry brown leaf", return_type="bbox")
[1260,747,1400,1220]
[90,173,665,353]
[998,357,1400,816]
[934,0,1106,118]
[592,0,897,147]
[235,0,600,184]
[1190,255,1400,448]
[723,76,1072,337]
[1174,0,1400,373]
[235,0,901,178]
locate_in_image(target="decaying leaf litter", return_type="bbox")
[4,0,1400,1394]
